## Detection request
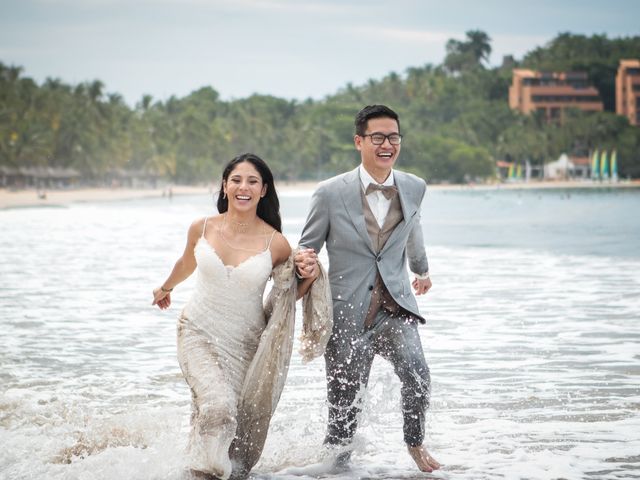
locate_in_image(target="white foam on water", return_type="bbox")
[2,198,640,479]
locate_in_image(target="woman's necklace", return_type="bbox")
[218,213,267,253]
[225,213,250,233]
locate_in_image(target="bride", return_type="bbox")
[152,153,330,479]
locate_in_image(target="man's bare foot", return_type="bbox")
[407,445,441,472]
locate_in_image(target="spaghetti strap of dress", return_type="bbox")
[202,217,208,238]
[266,229,277,249]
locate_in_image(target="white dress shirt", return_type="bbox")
[359,164,395,228]
[359,165,430,279]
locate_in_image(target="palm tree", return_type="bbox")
[444,29,492,74]
[465,30,492,65]
[138,94,153,111]
[87,80,104,103]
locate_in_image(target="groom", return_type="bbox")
[295,105,440,472]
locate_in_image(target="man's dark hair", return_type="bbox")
[354,105,400,136]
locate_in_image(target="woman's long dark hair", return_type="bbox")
[216,153,282,232]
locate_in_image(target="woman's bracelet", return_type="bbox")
[161,286,173,293]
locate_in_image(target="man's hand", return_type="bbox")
[412,276,432,295]
[294,248,318,279]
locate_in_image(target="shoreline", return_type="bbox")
[0,185,211,210]
[1,179,638,209]
[429,179,640,191]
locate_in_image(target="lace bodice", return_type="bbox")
[182,220,275,338]
[193,237,272,296]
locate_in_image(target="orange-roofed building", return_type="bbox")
[509,69,603,122]
[616,59,640,126]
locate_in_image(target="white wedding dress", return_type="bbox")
[177,219,275,479]
[175,217,334,480]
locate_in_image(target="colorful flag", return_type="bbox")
[600,150,609,180]
[591,149,599,180]
[611,150,618,181]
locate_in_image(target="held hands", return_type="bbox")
[294,248,319,279]
[412,276,432,295]
[152,287,172,310]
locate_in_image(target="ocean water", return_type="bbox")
[1,186,639,480]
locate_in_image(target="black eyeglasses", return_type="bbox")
[361,132,403,145]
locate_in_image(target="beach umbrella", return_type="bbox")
[507,163,514,179]
[516,163,523,179]
[600,150,609,180]
[591,149,599,180]
[611,150,618,182]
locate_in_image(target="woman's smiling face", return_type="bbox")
[224,161,267,213]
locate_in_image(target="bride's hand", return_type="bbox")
[295,248,318,279]
[152,287,172,309]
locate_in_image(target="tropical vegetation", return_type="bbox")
[1,32,640,185]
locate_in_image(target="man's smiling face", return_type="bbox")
[355,116,401,176]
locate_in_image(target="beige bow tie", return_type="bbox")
[365,183,398,199]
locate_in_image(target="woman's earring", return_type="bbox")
[223,191,227,199]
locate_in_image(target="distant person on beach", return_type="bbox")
[152,153,330,479]
[296,105,440,473]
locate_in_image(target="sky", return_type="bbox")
[1,0,639,106]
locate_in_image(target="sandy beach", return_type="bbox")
[1,179,638,209]
[0,185,211,209]
[0,182,326,209]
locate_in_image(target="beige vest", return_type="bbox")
[361,187,404,327]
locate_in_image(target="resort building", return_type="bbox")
[509,69,603,122]
[616,59,640,126]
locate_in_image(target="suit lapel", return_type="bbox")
[396,171,412,222]
[340,168,375,255]
[381,171,417,254]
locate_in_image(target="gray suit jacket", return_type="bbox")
[299,167,429,339]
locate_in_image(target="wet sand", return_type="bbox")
[1,180,637,209]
